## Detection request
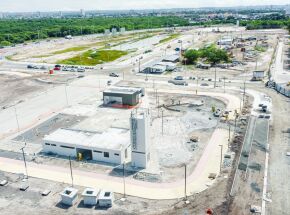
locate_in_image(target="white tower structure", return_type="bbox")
[130,109,150,168]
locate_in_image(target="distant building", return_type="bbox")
[104,29,110,35]
[285,5,290,16]
[80,9,86,17]
[142,64,167,74]
[162,54,180,63]
[252,70,265,81]
[111,28,117,36]
[217,37,233,46]
[103,86,144,107]
[120,27,126,34]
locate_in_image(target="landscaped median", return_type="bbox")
[159,33,180,44]
[57,49,128,66]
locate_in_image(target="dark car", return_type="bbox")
[27,65,34,69]
[174,76,184,80]
[109,72,119,77]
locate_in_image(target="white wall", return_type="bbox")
[42,140,129,165]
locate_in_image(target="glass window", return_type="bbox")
[104,152,109,158]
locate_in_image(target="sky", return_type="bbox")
[0,0,289,12]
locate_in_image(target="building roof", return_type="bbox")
[103,86,141,95]
[157,61,176,67]
[162,54,180,62]
[44,128,130,151]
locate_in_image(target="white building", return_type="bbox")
[111,28,117,36]
[120,27,126,34]
[130,109,151,168]
[104,29,110,36]
[217,36,233,46]
[42,128,130,164]
[80,9,86,17]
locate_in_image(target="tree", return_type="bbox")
[184,49,200,64]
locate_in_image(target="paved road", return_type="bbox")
[272,41,290,84]
[267,90,290,214]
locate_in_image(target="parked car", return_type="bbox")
[168,80,188,86]
[174,76,184,80]
[77,68,85,73]
[27,65,34,69]
[54,67,61,71]
[40,66,47,70]
[109,72,119,77]
[200,83,209,86]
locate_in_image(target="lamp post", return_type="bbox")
[219,145,223,173]
[14,106,20,132]
[21,144,28,179]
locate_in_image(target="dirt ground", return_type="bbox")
[0,170,230,215]
[0,72,78,109]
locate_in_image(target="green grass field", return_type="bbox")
[53,46,89,54]
[254,45,267,52]
[159,33,180,44]
[58,49,128,65]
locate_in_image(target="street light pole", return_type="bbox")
[21,145,28,179]
[14,106,20,132]
[214,65,217,88]
[69,156,74,187]
[228,123,231,149]
[219,145,223,173]
[65,84,69,106]
[161,109,164,136]
[123,163,126,199]
[184,164,187,200]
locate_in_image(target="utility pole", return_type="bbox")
[223,77,226,93]
[138,58,141,73]
[69,156,74,187]
[219,145,223,173]
[21,145,28,179]
[184,164,187,200]
[65,84,69,106]
[228,123,231,149]
[214,66,217,88]
[161,109,164,136]
[242,80,246,108]
[14,106,20,132]
[123,163,126,199]
[196,76,198,95]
